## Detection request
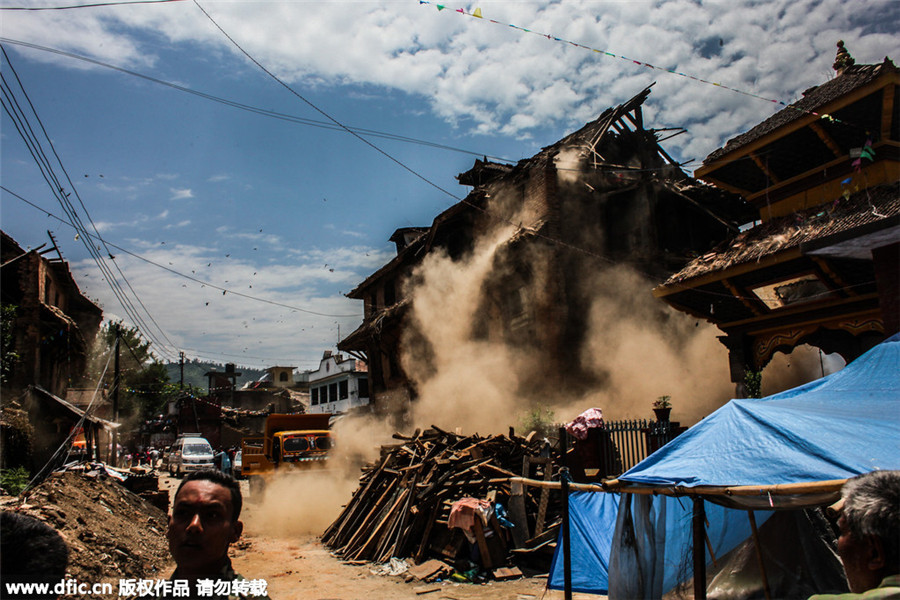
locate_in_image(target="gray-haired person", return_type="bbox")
[811,470,900,599]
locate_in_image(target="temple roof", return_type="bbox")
[663,183,898,285]
[704,55,897,165]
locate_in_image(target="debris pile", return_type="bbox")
[322,426,560,573]
[1,471,171,585]
[121,469,169,512]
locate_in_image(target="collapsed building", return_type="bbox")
[1,231,103,399]
[1,230,108,470]
[654,44,899,393]
[338,87,753,413]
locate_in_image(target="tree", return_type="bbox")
[86,320,174,423]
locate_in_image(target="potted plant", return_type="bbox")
[653,395,672,422]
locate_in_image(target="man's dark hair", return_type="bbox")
[1,511,69,599]
[174,469,242,522]
[842,470,900,572]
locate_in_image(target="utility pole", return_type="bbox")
[112,323,120,467]
[179,351,185,389]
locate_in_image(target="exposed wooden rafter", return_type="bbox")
[810,256,858,297]
[808,121,844,159]
[722,277,764,316]
[749,152,781,185]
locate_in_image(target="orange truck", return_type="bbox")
[241,413,332,493]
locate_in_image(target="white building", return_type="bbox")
[307,351,369,415]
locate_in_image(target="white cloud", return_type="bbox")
[69,239,392,367]
[5,0,898,166]
[12,0,899,366]
[164,220,191,229]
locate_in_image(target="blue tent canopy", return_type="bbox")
[620,333,900,491]
[548,492,620,595]
[550,334,899,597]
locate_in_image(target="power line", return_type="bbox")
[0,37,515,164]
[1,0,185,10]
[3,14,874,329]
[192,0,464,203]
[419,1,863,130]
[1,45,179,360]
[1,185,365,318]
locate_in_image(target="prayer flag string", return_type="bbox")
[418,1,849,127]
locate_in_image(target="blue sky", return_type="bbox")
[2,0,898,369]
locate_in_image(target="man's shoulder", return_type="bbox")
[809,576,900,600]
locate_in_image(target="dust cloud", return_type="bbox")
[576,265,733,426]
[762,344,845,396]
[245,412,395,537]
[402,225,526,434]
[398,227,735,433]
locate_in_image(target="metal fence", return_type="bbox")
[561,418,679,479]
[604,418,676,474]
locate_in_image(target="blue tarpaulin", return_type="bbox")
[548,492,770,596]
[548,491,620,595]
[548,334,900,597]
[620,333,900,490]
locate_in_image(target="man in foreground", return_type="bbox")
[167,469,269,599]
[812,470,900,599]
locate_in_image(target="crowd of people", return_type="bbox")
[119,445,239,477]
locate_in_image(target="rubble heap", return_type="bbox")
[1,471,171,584]
[322,426,560,569]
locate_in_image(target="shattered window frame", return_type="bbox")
[750,273,835,310]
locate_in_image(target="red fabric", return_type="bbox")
[565,408,605,440]
[448,497,492,532]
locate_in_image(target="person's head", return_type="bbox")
[835,470,900,593]
[1,511,69,600]
[167,470,243,579]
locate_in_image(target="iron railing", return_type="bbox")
[561,418,679,480]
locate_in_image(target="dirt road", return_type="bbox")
[158,474,576,600]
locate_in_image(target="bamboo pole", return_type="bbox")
[748,511,772,600]
[506,476,847,497]
[693,498,707,600]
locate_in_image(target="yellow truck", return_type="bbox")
[241,413,332,494]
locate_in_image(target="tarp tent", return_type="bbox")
[548,491,769,596]
[548,334,900,597]
[619,333,900,499]
[610,333,900,598]
[548,492,620,595]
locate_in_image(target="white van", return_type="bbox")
[168,435,215,477]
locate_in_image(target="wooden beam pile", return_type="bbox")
[322,426,559,566]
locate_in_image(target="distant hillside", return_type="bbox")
[163,360,267,391]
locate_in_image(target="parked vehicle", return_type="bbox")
[241,414,332,493]
[168,434,215,477]
[232,450,243,479]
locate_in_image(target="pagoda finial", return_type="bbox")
[833,40,856,74]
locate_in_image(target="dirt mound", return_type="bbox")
[1,471,172,585]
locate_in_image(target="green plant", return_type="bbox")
[653,395,672,409]
[744,369,763,399]
[0,466,30,496]
[519,407,556,438]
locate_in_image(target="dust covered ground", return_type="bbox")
[2,469,594,599]
[167,474,580,600]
